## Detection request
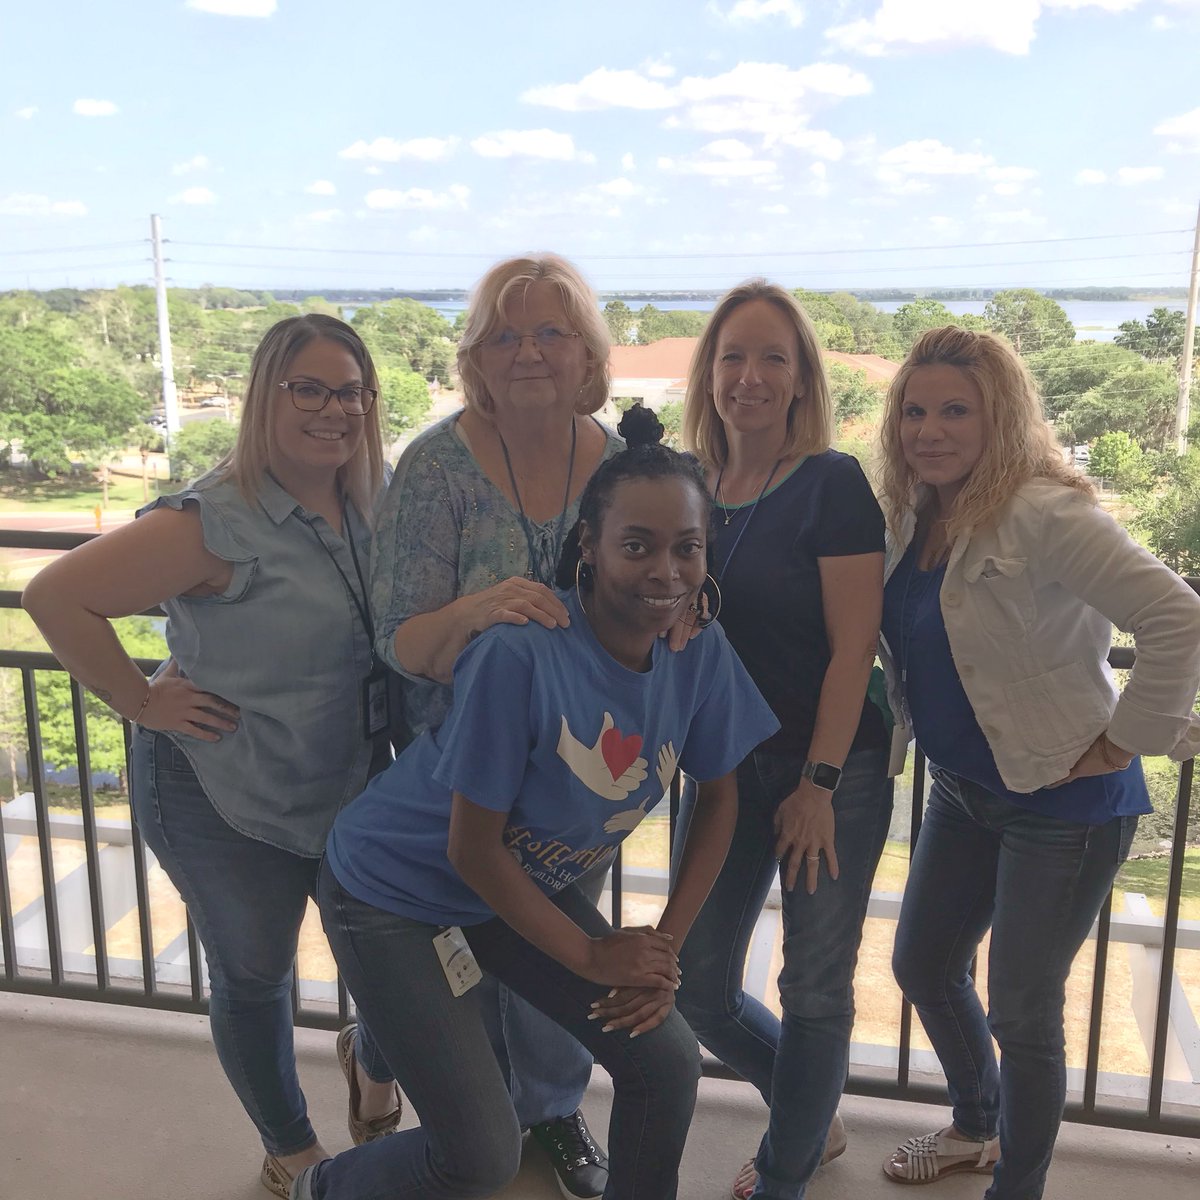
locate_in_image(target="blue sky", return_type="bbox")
[3,0,1199,293]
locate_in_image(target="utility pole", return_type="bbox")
[151,213,180,476]
[1175,198,1200,454]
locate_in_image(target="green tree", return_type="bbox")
[603,300,635,347]
[377,364,433,443]
[1069,359,1178,451]
[1133,449,1200,573]
[632,306,709,344]
[827,292,898,355]
[657,400,684,448]
[983,289,1075,354]
[352,299,455,383]
[828,362,885,424]
[891,298,986,352]
[792,289,854,352]
[170,419,238,482]
[1086,431,1145,490]
[1025,341,1138,432]
[1115,307,1198,364]
[0,326,147,474]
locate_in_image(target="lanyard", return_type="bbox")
[497,419,577,583]
[301,506,375,648]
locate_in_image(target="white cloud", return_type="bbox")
[0,192,87,217]
[762,203,790,214]
[339,136,459,162]
[775,127,845,160]
[658,144,779,181]
[185,0,277,15]
[170,186,217,205]
[702,138,757,160]
[73,98,118,117]
[172,154,210,175]
[1155,106,1200,154]
[621,152,636,171]
[878,139,995,177]
[826,0,1141,58]
[643,58,676,79]
[522,68,677,111]
[597,177,641,196]
[709,0,806,26]
[364,165,383,176]
[364,184,470,211]
[300,208,343,223]
[15,106,37,119]
[305,180,337,195]
[679,61,871,102]
[1115,165,1165,184]
[470,129,592,162]
[1075,168,1108,184]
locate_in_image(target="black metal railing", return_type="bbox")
[1,529,1197,1137]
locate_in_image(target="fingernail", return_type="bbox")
[602,1024,614,1033]
[590,1001,601,1009]
[629,1030,640,1039]
[607,988,618,998]
[587,1013,599,1020]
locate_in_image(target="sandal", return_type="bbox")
[336,1022,403,1145]
[882,1125,999,1184]
[260,1155,293,1199]
[729,1111,848,1199]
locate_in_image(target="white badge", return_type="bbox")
[432,926,482,997]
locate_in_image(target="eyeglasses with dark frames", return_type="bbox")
[279,380,378,415]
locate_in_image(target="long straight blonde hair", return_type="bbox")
[219,314,385,516]
[683,279,833,469]
[879,325,1092,538]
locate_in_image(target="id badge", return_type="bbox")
[432,926,482,997]
[362,663,390,739]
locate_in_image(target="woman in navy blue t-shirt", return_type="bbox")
[296,408,779,1200]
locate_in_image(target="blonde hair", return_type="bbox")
[456,253,611,416]
[683,279,833,469]
[220,314,385,516]
[879,325,1092,538]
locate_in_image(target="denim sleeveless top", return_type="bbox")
[371,412,625,745]
[139,471,382,856]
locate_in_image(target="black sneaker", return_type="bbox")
[530,1109,609,1200]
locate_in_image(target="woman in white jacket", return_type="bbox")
[876,326,1200,1199]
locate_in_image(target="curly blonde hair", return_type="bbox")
[682,279,833,469]
[879,325,1091,538]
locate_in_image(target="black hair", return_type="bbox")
[555,404,712,589]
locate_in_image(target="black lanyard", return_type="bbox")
[301,507,375,648]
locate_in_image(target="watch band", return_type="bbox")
[802,760,842,792]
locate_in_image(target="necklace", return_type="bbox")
[715,460,782,525]
[712,457,782,577]
[497,419,578,582]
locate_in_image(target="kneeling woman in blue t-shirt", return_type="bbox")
[297,406,779,1200]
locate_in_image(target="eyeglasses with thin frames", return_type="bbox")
[279,380,378,415]
[484,327,582,353]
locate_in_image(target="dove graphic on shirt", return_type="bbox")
[604,742,678,833]
[557,711,649,801]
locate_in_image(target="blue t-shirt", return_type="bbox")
[327,588,780,925]
[882,539,1150,824]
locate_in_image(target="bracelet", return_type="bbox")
[132,683,152,725]
[1098,735,1132,772]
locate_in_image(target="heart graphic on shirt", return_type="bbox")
[600,727,644,781]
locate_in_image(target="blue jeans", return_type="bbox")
[674,746,892,1200]
[304,862,701,1200]
[129,727,393,1156]
[892,768,1137,1200]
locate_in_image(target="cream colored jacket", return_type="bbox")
[880,479,1200,793]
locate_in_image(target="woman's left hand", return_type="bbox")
[1047,733,1131,788]
[588,984,676,1036]
[664,584,707,652]
[774,781,840,895]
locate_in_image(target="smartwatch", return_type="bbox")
[801,760,842,792]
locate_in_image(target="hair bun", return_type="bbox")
[617,403,665,449]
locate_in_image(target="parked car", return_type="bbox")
[199,395,230,408]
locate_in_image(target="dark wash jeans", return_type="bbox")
[892,767,1137,1200]
[673,746,893,1199]
[129,727,393,1156]
[303,861,701,1200]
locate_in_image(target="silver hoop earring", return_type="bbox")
[685,574,723,629]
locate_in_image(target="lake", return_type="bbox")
[350,298,1186,344]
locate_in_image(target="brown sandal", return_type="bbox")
[336,1022,403,1145]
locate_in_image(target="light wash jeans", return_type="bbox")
[298,861,701,1200]
[674,746,892,1199]
[893,767,1137,1200]
[130,727,393,1156]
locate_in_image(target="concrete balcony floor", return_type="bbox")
[1,990,1195,1200]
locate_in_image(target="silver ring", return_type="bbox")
[805,854,821,862]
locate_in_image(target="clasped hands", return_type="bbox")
[585,925,680,1039]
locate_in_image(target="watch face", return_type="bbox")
[808,762,841,790]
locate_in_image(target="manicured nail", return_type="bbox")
[587,1012,599,1020]
[629,1030,640,1039]
[602,1024,614,1033]
[607,988,618,998]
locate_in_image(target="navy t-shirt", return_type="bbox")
[712,450,887,756]
[882,538,1151,823]
[326,588,779,925]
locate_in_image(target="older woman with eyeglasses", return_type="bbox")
[367,252,623,1198]
[22,315,402,1197]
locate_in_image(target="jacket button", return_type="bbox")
[944,592,961,606]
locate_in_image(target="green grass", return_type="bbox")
[1114,848,1200,919]
[0,468,168,514]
